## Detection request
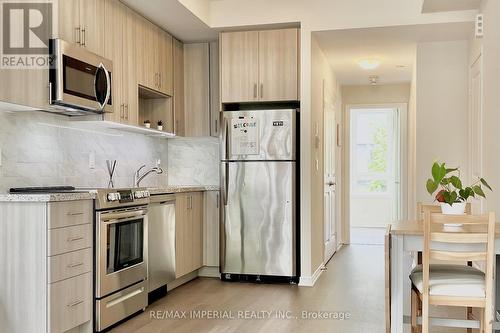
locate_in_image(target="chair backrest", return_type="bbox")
[417,202,471,220]
[422,211,495,303]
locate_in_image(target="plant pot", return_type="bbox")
[144,123,151,128]
[440,202,466,215]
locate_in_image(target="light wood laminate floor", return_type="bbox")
[111,245,466,333]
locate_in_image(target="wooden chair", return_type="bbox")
[385,225,391,333]
[410,212,495,333]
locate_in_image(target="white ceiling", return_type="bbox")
[314,22,474,85]
[121,0,218,42]
[421,0,481,13]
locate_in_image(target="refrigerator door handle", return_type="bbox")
[222,163,229,206]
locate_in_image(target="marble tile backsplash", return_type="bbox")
[0,109,220,192]
[167,137,219,186]
[0,110,170,191]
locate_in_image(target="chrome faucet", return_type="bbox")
[134,164,164,187]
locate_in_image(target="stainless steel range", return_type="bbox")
[93,188,150,332]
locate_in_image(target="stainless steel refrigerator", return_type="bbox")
[220,109,297,278]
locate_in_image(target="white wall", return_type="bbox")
[342,84,411,105]
[416,41,470,203]
[479,0,500,214]
[408,52,418,219]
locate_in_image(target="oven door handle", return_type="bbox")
[101,210,147,223]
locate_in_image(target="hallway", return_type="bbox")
[111,245,385,333]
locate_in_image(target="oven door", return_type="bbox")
[96,207,147,298]
[50,38,113,113]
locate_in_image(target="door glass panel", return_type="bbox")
[107,219,144,274]
[349,107,399,244]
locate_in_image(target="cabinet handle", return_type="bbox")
[67,212,83,216]
[215,119,218,134]
[67,236,84,242]
[216,193,219,209]
[188,196,192,210]
[253,83,257,99]
[159,73,162,89]
[260,83,263,99]
[67,262,84,268]
[120,104,124,119]
[125,104,129,120]
[155,73,159,88]
[81,28,86,47]
[75,27,81,45]
[67,300,84,308]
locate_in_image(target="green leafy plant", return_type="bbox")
[426,162,492,205]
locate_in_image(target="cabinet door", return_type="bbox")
[220,31,259,103]
[103,0,124,122]
[122,7,138,125]
[159,30,173,96]
[135,15,147,87]
[190,193,204,270]
[145,23,159,90]
[175,193,190,278]
[184,43,210,137]
[173,38,185,136]
[258,29,299,102]
[203,191,220,267]
[209,42,220,137]
[79,0,105,55]
[58,0,80,44]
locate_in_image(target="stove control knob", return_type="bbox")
[107,192,120,202]
[134,191,144,199]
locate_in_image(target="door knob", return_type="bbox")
[328,182,336,186]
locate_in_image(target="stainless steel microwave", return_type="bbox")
[49,39,113,115]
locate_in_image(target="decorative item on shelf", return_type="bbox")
[157,120,163,131]
[144,120,151,128]
[426,161,492,215]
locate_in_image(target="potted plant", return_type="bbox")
[157,120,163,131]
[426,161,492,214]
[143,120,151,128]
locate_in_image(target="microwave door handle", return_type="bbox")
[95,63,111,110]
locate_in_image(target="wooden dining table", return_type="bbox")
[387,220,500,333]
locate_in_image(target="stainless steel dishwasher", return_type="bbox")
[147,194,176,298]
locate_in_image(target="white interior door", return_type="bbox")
[349,106,401,245]
[324,82,337,262]
[469,54,483,214]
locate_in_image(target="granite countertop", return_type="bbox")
[148,185,219,195]
[0,192,96,202]
[0,185,219,202]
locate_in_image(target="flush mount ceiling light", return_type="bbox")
[358,59,380,70]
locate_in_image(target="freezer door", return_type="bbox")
[221,109,297,161]
[221,161,296,276]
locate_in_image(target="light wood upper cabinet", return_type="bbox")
[159,30,174,96]
[220,31,259,103]
[258,29,299,101]
[175,192,204,278]
[209,42,221,137]
[173,38,185,136]
[57,0,104,55]
[184,43,210,137]
[220,28,299,103]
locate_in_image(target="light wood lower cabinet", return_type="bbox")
[175,192,204,278]
[203,191,220,267]
[0,200,93,333]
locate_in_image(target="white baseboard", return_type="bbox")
[198,266,220,278]
[298,264,325,287]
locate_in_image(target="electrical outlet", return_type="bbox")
[89,151,95,169]
[156,159,161,166]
